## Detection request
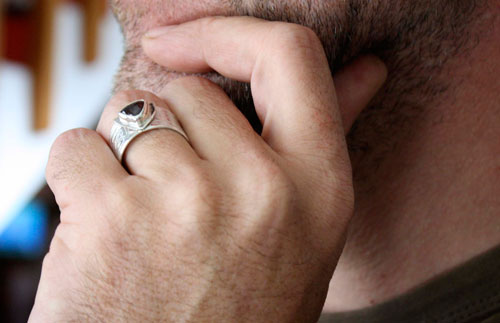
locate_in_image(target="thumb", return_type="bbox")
[333,55,387,134]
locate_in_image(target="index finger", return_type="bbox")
[142,17,348,163]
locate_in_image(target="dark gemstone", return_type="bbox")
[122,101,144,116]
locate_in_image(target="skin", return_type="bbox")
[30,17,387,322]
[29,0,500,321]
[111,0,500,311]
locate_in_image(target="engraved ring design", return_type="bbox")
[110,99,189,163]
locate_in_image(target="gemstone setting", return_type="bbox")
[122,100,144,116]
[110,99,189,163]
[117,99,156,129]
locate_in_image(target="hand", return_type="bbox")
[30,16,386,322]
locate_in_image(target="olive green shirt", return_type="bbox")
[320,246,500,323]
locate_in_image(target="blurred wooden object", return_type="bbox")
[3,0,107,130]
[0,2,3,58]
[81,0,106,62]
[32,0,58,130]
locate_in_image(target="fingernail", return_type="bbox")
[144,25,177,39]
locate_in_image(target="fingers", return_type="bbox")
[333,55,387,133]
[46,128,127,210]
[96,90,201,179]
[142,17,387,166]
[142,17,342,162]
[159,76,266,165]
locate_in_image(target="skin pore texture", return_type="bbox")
[111,0,500,312]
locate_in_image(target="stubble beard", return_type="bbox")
[112,0,487,192]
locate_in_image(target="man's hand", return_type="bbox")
[30,17,386,322]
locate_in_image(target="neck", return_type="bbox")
[325,6,500,312]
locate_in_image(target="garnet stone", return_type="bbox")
[121,100,144,117]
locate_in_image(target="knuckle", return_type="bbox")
[200,16,220,29]
[258,157,289,186]
[164,75,239,131]
[177,166,217,204]
[165,76,227,112]
[271,23,324,58]
[106,177,145,213]
[244,155,297,212]
[46,128,97,181]
[179,162,209,185]
[50,128,94,154]
[165,166,221,220]
[174,77,230,111]
[198,16,224,41]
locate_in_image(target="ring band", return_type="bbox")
[110,99,189,163]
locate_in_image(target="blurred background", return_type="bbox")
[0,0,123,321]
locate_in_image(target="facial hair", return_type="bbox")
[111,0,488,189]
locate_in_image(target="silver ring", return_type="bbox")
[110,99,189,163]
